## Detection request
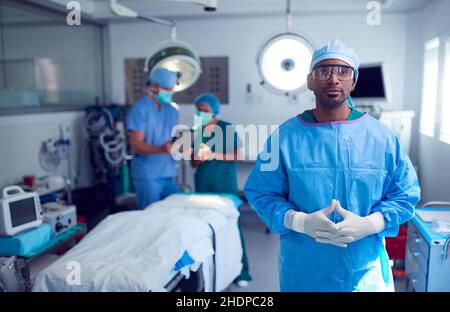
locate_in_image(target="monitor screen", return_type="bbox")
[351,65,386,99]
[9,197,37,227]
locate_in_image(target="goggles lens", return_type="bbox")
[312,65,354,81]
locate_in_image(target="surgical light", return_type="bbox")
[258,33,313,95]
[256,0,314,96]
[144,40,201,92]
[110,0,204,92]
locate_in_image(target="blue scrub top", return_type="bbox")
[126,95,179,180]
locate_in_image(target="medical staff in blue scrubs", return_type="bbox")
[244,39,421,291]
[126,68,180,210]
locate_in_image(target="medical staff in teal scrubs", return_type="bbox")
[191,93,252,287]
[126,68,179,210]
[244,39,421,291]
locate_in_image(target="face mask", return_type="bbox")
[193,111,214,130]
[155,89,173,105]
[197,111,213,125]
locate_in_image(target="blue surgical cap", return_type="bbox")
[310,39,360,82]
[194,93,220,115]
[148,67,177,89]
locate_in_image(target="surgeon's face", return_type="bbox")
[307,59,356,110]
[197,103,213,113]
[149,83,174,94]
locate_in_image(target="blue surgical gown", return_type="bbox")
[244,113,420,291]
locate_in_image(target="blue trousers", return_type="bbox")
[133,177,179,210]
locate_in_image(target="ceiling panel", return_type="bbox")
[27,0,433,21]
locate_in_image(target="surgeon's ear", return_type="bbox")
[350,80,356,92]
[307,74,314,91]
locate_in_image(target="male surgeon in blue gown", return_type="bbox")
[244,39,420,291]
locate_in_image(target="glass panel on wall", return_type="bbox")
[419,37,440,137]
[420,38,439,137]
[0,0,104,110]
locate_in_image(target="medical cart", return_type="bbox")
[405,205,450,291]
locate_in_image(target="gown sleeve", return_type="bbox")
[244,133,297,234]
[371,137,421,237]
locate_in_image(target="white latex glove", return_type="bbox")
[315,201,385,244]
[285,200,353,247]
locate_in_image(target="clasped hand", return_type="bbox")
[291,199,383,248]
[197,143,215,161]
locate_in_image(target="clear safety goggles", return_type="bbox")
[311,65,354,81]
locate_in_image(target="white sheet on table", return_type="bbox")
[32,194,239,292]
[201,217,243,292]
[149,193,243,291]
[186,237,214,264]
[149,194,240,220]
[170,217,243,292]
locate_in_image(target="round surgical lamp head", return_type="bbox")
[257,33,314,96]
[145,40,202,93]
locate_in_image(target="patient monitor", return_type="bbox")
[0,186,42,236]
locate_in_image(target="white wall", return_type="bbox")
[109,13,408,120]
[411,0,450,203]
[108,12,409,190]
[0,111,92,190]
